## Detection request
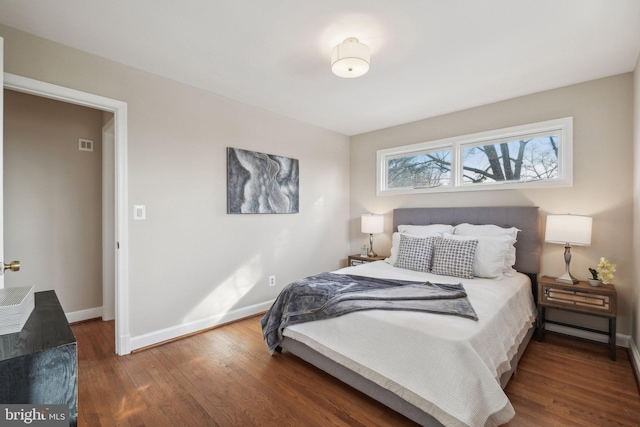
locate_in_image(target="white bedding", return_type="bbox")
[283,261,537,427]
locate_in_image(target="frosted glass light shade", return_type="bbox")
[331,37,370,78]
[545,214,592,246]
[361,214,384,234]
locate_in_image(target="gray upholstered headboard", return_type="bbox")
[393,206,540,275]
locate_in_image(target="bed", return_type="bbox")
[266,206,540,427]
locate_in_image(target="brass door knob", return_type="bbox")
[3,261,20,273]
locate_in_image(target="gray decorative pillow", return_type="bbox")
[432,237,478,279]
[394,234,437,272]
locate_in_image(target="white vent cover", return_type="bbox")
[0,286,35,335]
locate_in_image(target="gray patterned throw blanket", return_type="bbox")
[260,272,478,352]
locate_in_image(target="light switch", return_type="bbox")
[133,205,146,220]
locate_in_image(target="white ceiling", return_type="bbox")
[1,0,639,135]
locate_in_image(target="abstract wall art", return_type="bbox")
[227,147,299,214]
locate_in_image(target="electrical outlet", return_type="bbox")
[78,138,94,152]
[269,275,276,287]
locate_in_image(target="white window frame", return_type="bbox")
[383,144,454,191]
[377,117,573,196]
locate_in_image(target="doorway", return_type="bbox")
[4,90,107,322]
[3,73,130,355]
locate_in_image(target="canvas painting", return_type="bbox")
[227,147,299,214]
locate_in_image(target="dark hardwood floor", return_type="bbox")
[73,316,640,426]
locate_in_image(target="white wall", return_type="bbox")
[4,89,103,313]
[351,74,634,337]
[0,24,351,341]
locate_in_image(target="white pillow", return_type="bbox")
[398,224,454,237]
[453,223,519,275]
[386,232,399,265]
[386,224,454,265]
[443,233,512,279]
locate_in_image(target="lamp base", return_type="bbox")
[556,244,579,284]
[367,233,377,258]
[555,273,579,284]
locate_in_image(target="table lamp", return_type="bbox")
[544,214,592,284]
[361,214,384,257]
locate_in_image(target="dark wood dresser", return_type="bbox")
[0,290,78,426]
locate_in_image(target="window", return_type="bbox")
[386,147,452,190]
[377,117,572,195]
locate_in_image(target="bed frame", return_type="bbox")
[279,206,540,427]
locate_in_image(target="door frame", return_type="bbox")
[102,118,116,322]
[4,73,130,355]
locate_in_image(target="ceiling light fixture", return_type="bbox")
[331,37,370,78]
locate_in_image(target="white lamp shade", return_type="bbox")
[331,38,370,78]
[361,214,384,234]
[545,214,592,246]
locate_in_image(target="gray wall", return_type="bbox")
[351,74,634,336]
[4,89,103,313]
[0,24,351,339]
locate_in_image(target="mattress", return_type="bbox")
[283,261,537,427]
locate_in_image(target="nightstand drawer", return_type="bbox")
[544,287,611,311]
[538,277,617,318]
[347,255,386,267]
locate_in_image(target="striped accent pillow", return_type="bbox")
[432,237,478,279]
[394,234,437,272]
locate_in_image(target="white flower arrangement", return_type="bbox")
[593,257,616,284]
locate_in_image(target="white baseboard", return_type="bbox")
[545,323,630,348]
[118,334,132,355]
[618,333,631,348]
[66,306,103,323]
[129,300,274,352]
[629,336,640,383]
